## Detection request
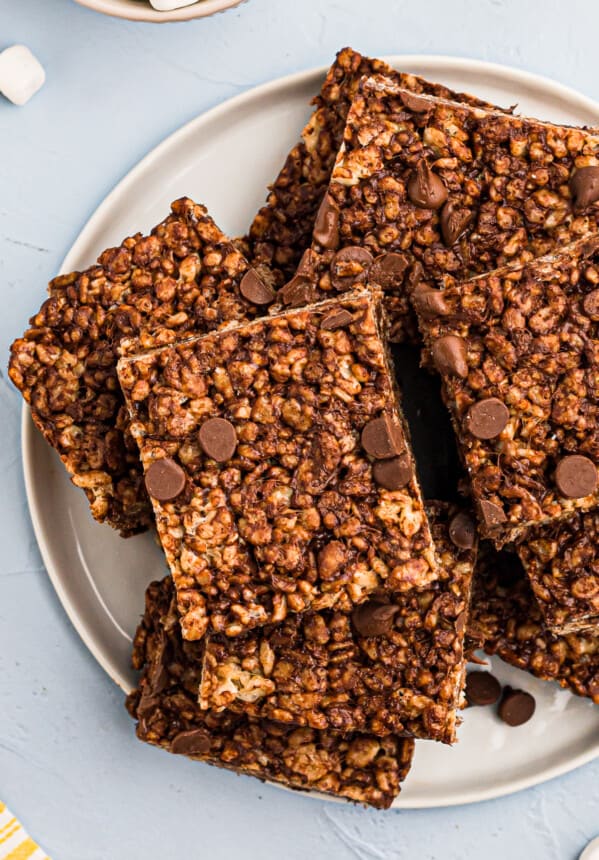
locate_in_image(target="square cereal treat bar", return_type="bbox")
[199,502,477,744]
[467,543,599,703]
[517,510,599,634]
[244,46,506,289]
[414,236,599,545]
[117,290,438,640]
[9,198,276,536]
[127,577,415,809]
[287,74,599,344]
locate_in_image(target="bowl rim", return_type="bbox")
[73,0,245,23]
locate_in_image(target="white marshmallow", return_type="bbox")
[0,45,45,106]
[149,0,199,10]
[581,837,599,860]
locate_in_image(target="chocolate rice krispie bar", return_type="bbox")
[9,198,274,535]
[117,291,438,641]
[517,510,599,634]
[290,74,599,344]
[467,543,599,704]
[244,46,505,289]
[127,577,415,809]
[413,237,599,546]
[199,502,477,744]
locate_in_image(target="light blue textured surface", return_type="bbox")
[1,1,599,858]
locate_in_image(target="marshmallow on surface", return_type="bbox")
[0,45,45,106]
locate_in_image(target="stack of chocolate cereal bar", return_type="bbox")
[9,47,599,808]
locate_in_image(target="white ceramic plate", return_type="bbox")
[22,56,599,808]
[73,0,245,24]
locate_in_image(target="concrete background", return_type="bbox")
[1,1,598,857]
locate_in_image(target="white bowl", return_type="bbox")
[73,0,245,23]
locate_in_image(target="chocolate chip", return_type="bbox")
[334,247,373,266]
[440,200,474,246]
[329,246,373,290]
[149,633,170,694]
[313,193,340,249]
[448,511,476,550]
[555,455,598,498]
[398,90,431,112]
[372,454,412,490]
[465,671,501,706]
[296,248,319,276]
[369,252,409,290]
[144,458,186,502]
[465,398,509,440]
[479,499,507,529]
[407,161,448,209]
[137,692,160,720]
[583,288,599,320]
[171,729,212,756]
[278,274,313,308]
[432,335,468,378]
[321,308,353,330]
[411,283,449,318]
[570,166,599,210]
[498,688,536,727]
[239,268,275,306]
[136,692,161,734]
[198,417,237,463]
[361,415,404,459]
[148,662,168,694]
[352,601,398,637]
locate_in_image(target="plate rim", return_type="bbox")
[22,53,599,808]
[72,0,246,24]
